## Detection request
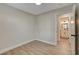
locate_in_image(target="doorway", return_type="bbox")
[59,16,70,40]
[57,13,75,54]
[58,14,72,41]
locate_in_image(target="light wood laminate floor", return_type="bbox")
[2,39,73,55]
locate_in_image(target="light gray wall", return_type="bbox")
[0,4,35,51]
[37,13,57,44]
[36,5,73,45]
[0,4,74,52]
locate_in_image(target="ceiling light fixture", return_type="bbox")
[35,3,42,5]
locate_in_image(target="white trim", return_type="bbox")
[0,39,57,54]
[55,13,72,42]
[55,13,60,42]
[54,14,58,42]
[36,39,57,46]
[0,39,35,54]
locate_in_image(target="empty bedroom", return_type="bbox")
[0,3,77,55]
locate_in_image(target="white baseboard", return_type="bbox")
[0,39,57,54]
[35,39,57,46]
[0,39,35,54]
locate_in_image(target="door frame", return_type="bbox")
[55,4,76,54]
[56,13,72,42]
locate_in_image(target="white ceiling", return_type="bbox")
[6,3,71,15]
